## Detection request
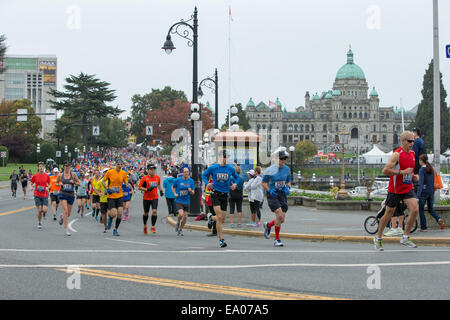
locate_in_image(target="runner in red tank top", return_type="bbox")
[373,131,420,251]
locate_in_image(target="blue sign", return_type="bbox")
[447,45,450,58]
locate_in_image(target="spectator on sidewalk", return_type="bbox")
[248,166,264,227]
[417,154,445,231]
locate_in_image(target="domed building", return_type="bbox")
[245,48,416,153]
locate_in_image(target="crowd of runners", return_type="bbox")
[7,130,442,250]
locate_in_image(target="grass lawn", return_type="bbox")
[0,163,39,182]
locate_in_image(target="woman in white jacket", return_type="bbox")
[246,166,264,227]
[244,169,255,226]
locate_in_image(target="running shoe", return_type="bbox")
[263,222,271,239]
[65,229,71,236]
[107,217,113,230]
[206,232,217,237]
[400,236,417,248]
[143,226,148,235]
[383,228,398,237]
[274,239,284,247]
[37,223,42,229]
[438,218,445,230]
[237,224,242,228]
[207,213,213,229]
[113,229,120,237]
[59,215,63,226]
[395,227,404,235]
[230,223,235,228]
[219,239,227,248]
[151,226,156,234]
[53,215,56,221]
[177,229,183,236]
[373,237,384,251]
[246,222,255,227]
[77,207,81,214]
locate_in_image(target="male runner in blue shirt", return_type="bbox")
[262,151,291,247]
[202,150,239,248]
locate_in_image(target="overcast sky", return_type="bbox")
[1,0,450,126]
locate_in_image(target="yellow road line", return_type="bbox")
[0,206,35,217]
[56,268,345,300]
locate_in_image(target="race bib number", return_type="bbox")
[63,184,73,192]
[123,192,129,197]
[179,190,189,196]
[403,174,413,185]
[216,173,229,182]
[111,187,120,193]
[149,182,158,188]
[53,191,59,195]
[274,181,286,190]
[37,186,45,192]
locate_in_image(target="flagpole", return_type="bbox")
[228,5,231,130]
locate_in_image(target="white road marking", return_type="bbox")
[68,219,78,233]
[1,261,450,269]
[1,248,450,254]
[105,238,158,246]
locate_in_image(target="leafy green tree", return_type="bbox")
[294,140,318,163]
[95,117,128,149]
[0,99,42,144]
[220,103,250,131]
[48,73,122,147]
[130,86,187,143]
[409,60,450,152]
[38,142,56,162]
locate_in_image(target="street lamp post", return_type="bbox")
[162,7,201,215]
[337,127,350,200]
[198,68,218,129]
[289,145,295,182]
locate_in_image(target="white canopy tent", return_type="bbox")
[362,145,390,164]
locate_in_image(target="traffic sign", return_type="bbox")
[446,45,450,58]
[0,151,6,158]
[56,151,61,158]
[17,109,28,122]
[146,125,153,136]
[92,126,100,136]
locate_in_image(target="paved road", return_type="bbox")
[1,179,450,300]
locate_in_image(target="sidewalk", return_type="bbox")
[168,203,450,247]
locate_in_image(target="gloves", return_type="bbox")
[160,190,164,197]
[283,187,291,196]
[268,189,278,198]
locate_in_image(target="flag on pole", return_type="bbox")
[229,6,233,21]
[269,100,277,109]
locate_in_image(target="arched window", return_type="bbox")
[311,124,314,132]
[359,112,362,119]
[262,124,266,130]
[354,112,357,119]
[283,124,287,132]
[323,124,327,132]
[306,124,310,132]
[300,124,304,132]
[349,112,352,119]
[382,124,387,132]
[343,112,347,119]
[288,124,293,132]
[386,113,389,119]
[256,124,260,131]
[364,112,368,119]
[294,124,298,132]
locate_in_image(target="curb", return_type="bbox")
[167,217,450,247]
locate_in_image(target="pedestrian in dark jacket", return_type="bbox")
[417,154,445,231]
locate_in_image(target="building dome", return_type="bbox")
[335,49,365,80]
[369,87,378,96]
[246,97,255,108]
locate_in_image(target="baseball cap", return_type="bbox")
[53,167,59,173]
[248,169,255,176]
[278,151,289,160]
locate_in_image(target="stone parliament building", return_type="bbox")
[245,49,416,154]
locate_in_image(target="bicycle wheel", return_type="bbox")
[364,216,379,235]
